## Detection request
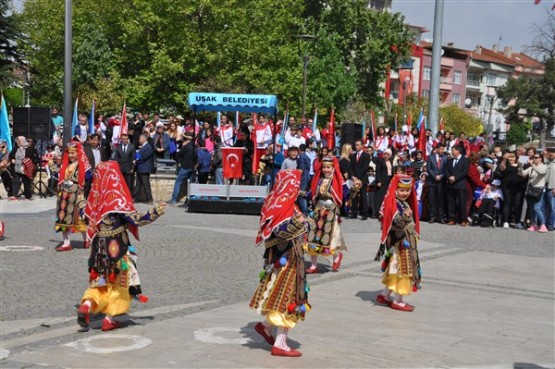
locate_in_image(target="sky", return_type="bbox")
[392,0,552,53]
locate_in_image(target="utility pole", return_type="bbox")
[63,0,72,147]
[428,0,444,135]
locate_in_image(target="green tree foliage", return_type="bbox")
[17,0,413,117]
[0,0,23,86]
[497,58,555,144]
[439,104,483,137]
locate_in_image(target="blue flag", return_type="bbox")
[416,107,425,130]
[71,98,79,136]
[0,94,12,152]
[312,108,318,132]
[89,99,95,134]
[360,112,366,142]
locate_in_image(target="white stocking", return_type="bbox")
[273,327,290,351]
[381,288,392,299]
[82,300,92,308]
[104,314,113,323]
[62,232,70,246]
[392,293,405,305]
[310,255,318,269]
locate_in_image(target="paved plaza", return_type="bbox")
[0,198,553,368]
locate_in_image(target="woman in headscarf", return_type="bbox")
[374,174,422,312]
[250,169,309,357]
[54,142,90,251]
[305,157,346,273]
[77,161,166,332]
[8,136,38,200]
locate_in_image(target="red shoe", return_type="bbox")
[254,322,275,345]
[271,347,302,357]
[56,245,73,252]
[332,252,343,271]
[306,267,318,274]
[390,301,414,312]
[375,294,392,306]
[101,320,122,331]
[77,304,90,328]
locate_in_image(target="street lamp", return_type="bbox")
[485,85,496,135]
[297,34,316,119]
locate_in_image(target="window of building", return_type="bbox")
[453,93,461,104]
[422,89,430,98]
[467,73,480,86]
[486,73,496,86]
[454,71,462,85]
[423,66,431,81]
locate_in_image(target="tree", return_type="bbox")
[0,0,23,86]
[439,104,483,137]
[497,58,554,146]
[17,0,413,117]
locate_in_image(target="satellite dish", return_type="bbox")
[441,48,445,56]
[464,98,472,108]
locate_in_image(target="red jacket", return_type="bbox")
[467,163,487,190]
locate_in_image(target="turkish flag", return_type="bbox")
[222,147,244,179]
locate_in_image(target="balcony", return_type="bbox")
[440,76,452,84]
[466,79,480,89]
[441,58,454,68]
[440,83,452,91]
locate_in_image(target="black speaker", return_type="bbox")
[340,123,363,149]
[12,107,51,139]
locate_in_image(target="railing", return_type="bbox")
[466,79,480,87]
[440,76,452,84]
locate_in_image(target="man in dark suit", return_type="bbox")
[133,134,155,204]
[349,140,371,220]
[445,145,470,226]
[426,142,448,223]
[83,133,108,197]
[113,133,135,192]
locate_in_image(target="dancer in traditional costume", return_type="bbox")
[250,169,309,357]
[305,157,346,273]
[374,174,422,312]
[77,161,165,331]
[54,142,90,251]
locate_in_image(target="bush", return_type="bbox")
[506,123,528,146]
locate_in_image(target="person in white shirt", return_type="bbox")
[219,114,235,147]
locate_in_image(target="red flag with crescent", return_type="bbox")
[222,147,244,179]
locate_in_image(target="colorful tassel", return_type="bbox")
[89,269,98,280]
[279,257,287,267]
[97,276,106,287]
[259,270,267,279]
[108,271,116,283]
[287,303,297,314]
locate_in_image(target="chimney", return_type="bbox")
[492,44,498,52]
[504,46,512,58]
[447,42,454,47]
[475,45,482,54]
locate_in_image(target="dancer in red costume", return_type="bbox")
[250,169,310,357]
[54,142,90,251]
[374,174,422,312]
[76,161,165,331]
[305,157,346,273]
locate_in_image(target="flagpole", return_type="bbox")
[63,0,72,147]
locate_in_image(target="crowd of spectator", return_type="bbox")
[1,108,554,235]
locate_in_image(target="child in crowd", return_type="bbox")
[473,179,503,227]
[281,146,299,170]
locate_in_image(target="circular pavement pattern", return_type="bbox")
[64,334,153,354]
